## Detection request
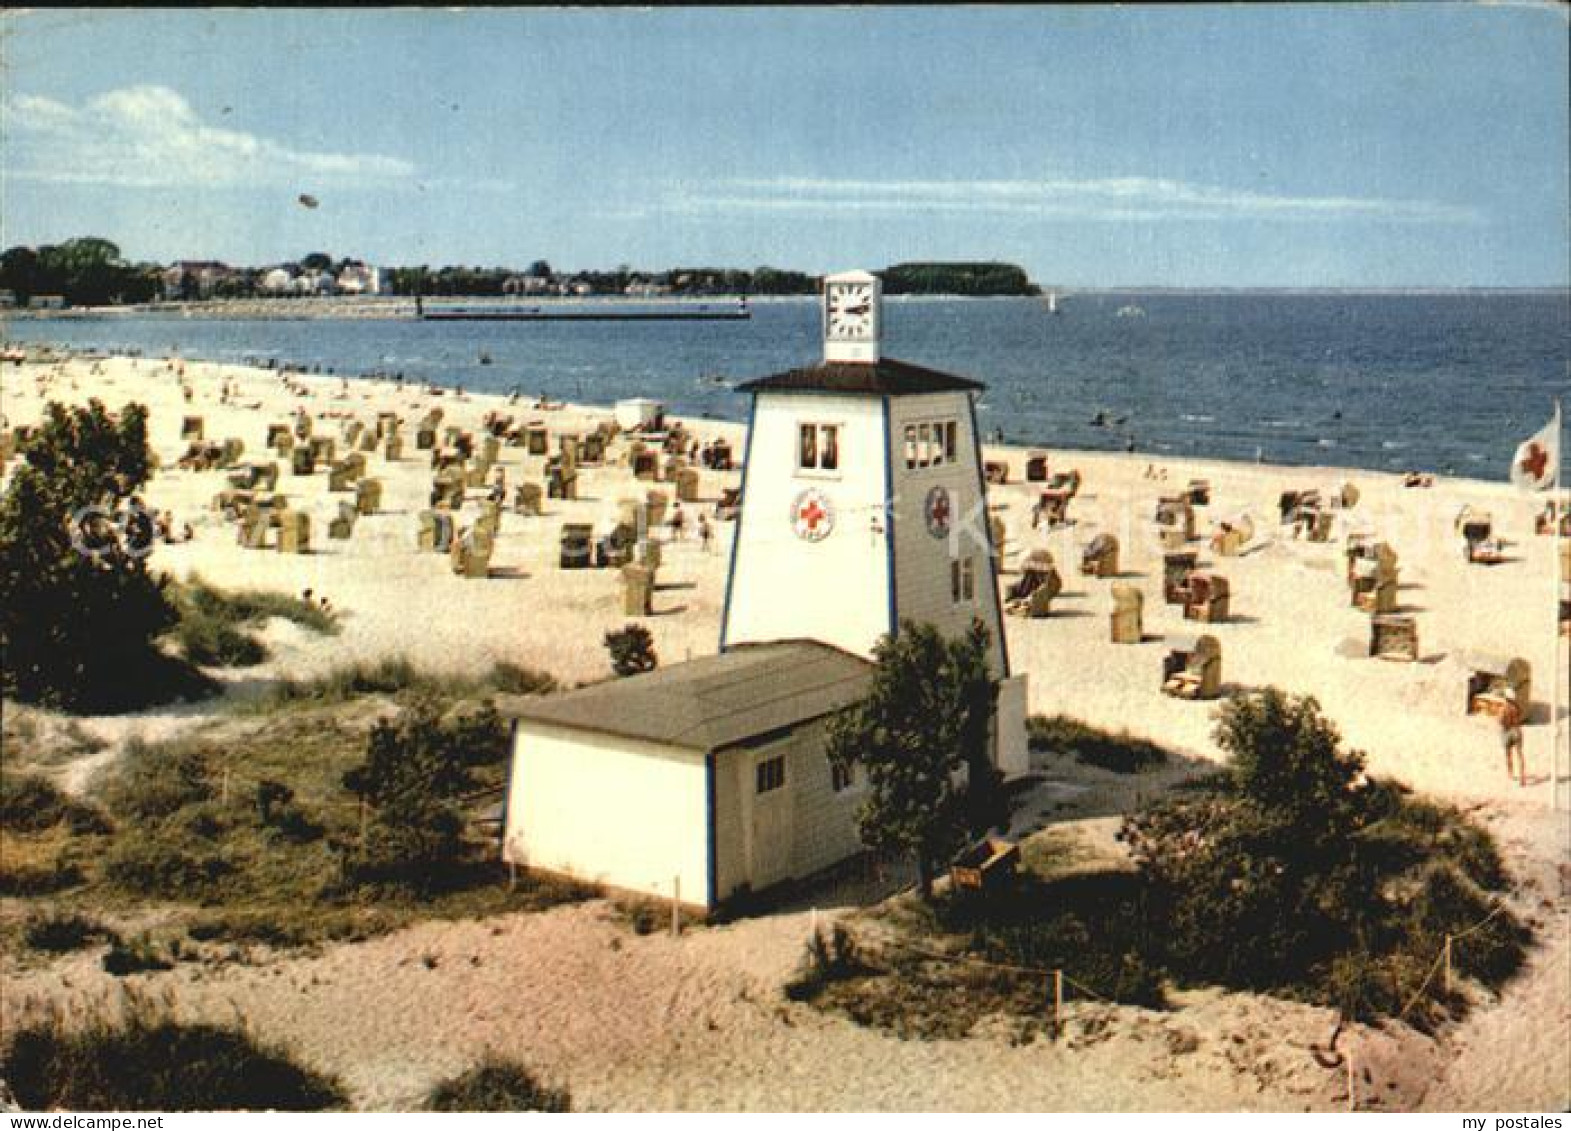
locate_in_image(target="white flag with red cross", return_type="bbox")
[1510,407,1560,492]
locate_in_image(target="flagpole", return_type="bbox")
[1553,398,1565,810]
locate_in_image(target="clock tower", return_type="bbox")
[822,269,882,364]
[719,269,1029,777]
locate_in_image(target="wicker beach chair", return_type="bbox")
[1111,584,1143,644]
[1162,635,1222,700]
[1081,533,1119,578]
[1464,655,1531,723]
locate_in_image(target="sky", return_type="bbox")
[2,6,1567,287]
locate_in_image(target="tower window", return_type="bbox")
[904,418,959,470]
[797,423,841,473]
[756,755,786,794]
[951,556,976,603]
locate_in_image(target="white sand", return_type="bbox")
[1,350,1566,1111]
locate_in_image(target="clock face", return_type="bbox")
[826,282,875,341]
[790,488,836,542]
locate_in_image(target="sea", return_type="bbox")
[5,292,1568,482]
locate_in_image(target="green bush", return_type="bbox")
[173,613,267,667]
[1026,715,1168,773]
[101,935,173,976]
[487,660,557,696]
[99,737,214,821]
[784,923,869,1002]
[3,995,346,1110]
[425,1054,570,1112]
[178,576,338,636]
[169,577,340,669]
[0,399,189,712]
[1119,688,1525,1019]
[23,910,115,953]
[102,828,230,897]
[1,773,111,834]
[604,624,658,677]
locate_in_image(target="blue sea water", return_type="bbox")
[4,292,1567,481]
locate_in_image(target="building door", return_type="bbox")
[746,742,795,891]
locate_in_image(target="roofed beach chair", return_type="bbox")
[1110,584,1144,644]
[276,509,310,555]
[1209,512,1255,557]
[1081,532,1119,578]
[1183,572,1230,623]
[328,501,357,540]
[1161,635,1222,700]
[1162,550,1198,604]
[1004,550,1061,618]
[514,482,543,516]
[621,563,655,616]
[560,523,595,570]
[1369,614,1419,663]
[1464,654,1531,725]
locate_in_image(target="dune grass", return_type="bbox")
[424,1054,571,1112]
[168,576,338,668]
[3,990,346,1111]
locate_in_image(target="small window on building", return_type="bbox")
[944,421,958,463]
[917,422,932,468]
[951,556,976,603]
[799,423,817,470]
[798,423,841,473]
[831,759,855,793]
[904,424,918,469]
[756,755,785,794]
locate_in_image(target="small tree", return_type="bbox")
[340,698,494,891]
[1120,689,1373,986]
[604,623,658,678]
[0,400,182,709]
[826,619,1000,899]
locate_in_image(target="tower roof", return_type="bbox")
[738,356,984,396]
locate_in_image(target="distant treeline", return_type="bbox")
[0,236,1038,306]
[881,262,1039,296]
[1,239,161,307]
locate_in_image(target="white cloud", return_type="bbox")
[652,175,1479,225]
[2,85,416,188]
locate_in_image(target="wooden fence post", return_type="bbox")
[671,875,681,938]
[1443,935,1453,995]
[1053,969,1064,1040]
[1346,1051,1356,1112]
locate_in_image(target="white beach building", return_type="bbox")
[502,269,1030,912]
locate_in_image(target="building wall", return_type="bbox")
[722,391,893,659]
[885,391,1009,678]
[712,718,865,903]
[505,722,709,907]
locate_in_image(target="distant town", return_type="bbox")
[0,238,1040,310]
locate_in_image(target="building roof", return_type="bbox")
[737,356,984,397]
[510,640,872,753]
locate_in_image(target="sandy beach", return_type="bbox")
[1,348,1567,1111]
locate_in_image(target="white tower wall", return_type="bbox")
[720,392,894,657]
[885,391,1009,679]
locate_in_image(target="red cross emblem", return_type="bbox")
[925,486,952,538]
[791,489,834,542]
[1519,441,1549,483]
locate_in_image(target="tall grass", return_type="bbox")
[169,576,338,668]
[259,656,557,709]
[424,1054,570,1112]
[1027,714,1169,773]
[3,990,347,1111]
